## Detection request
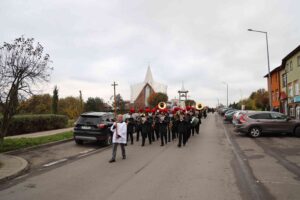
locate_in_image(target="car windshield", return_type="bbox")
[76,115,102,125]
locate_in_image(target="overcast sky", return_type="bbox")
[1,0,299,106]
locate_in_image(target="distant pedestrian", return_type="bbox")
[109,115,127,163]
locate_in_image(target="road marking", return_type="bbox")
[43,158,68,167]
[79,149,95,154]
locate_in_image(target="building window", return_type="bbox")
[282,73,287,87]
[298,56,300,67]
[276,90,279,101]
[290,60,293,71]
[286,62,289,72]
[145,85,150,107]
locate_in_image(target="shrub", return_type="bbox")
[0,114,68,136]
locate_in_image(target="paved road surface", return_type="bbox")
[1,113,300,200]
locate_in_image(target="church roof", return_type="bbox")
[130,66,167,103]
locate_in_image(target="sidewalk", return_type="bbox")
[0,127,73,183]
[0,154,28,183]
[6,127,74,139]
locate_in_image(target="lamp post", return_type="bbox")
[222,82,228,107]
[248,28,273,111]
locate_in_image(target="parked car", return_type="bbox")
[232,110,255,127]
[73,112,114,145]
[220,108,235,116]
[224,110,238,122]
[234,111,300,138]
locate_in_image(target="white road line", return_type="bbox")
[43,158,68,167]
[79,149,95,154]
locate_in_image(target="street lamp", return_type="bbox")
[222,81,228,107]
[248,28,272,111]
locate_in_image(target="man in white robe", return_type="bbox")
[109,114,127,163]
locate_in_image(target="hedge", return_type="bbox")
[0,114,68,136]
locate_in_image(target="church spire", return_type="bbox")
[144,65,154,85]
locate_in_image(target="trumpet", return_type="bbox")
[158,102,167,110]
[195,102,204,110]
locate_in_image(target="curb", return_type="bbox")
[6,138,74,155]
[0,155,29,184]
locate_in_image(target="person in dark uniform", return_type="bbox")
[126,113,135,145]
[195,111,202,134]
[171,113,178,140]
[149,114,156,142]
[177,113,188,147]
[158,111,169,146]
[135,116,142,142]
[141,114,152,146]
[185,112,192,142]
[153,113,160,140]
[166,113,171,142]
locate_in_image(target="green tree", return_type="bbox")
[52,86,59,114]
[18,94,52,114]
[185,99,196,107]
[58,96,81,119]
[85,97,105,112]
[79,90,84,114]
[115,94,125,112]
[148,92,168,108]
[0,36,52,143]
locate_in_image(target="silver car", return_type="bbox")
[234,111,300,137]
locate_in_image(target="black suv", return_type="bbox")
[73,112,114,145]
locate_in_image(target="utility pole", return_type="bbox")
[111,81,118,118]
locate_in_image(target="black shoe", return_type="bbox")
[122,156,126,160]
[160,144,164,146]
[109,159,115,163]
[177,145,181,148]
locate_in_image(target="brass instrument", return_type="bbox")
[195,102,204,110]
[158,102,167,110]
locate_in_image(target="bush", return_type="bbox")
[0,114,68,136]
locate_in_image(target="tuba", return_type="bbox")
[195,102,204,110]
[158,102,167,110]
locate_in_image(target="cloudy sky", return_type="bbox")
[1,0,299,106]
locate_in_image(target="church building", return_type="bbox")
[130,66,167,109]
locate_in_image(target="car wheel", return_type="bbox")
[294,126,300,137]
[75,139,83,145]
[249,127,261,138]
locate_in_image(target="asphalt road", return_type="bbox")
[1,113,300,200]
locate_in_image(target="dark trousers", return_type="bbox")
[160,131,167,145]
[186,128,191,142]
[167,127,171,142]
[136,129,141,141]
[191,127,195,136]
[178,132,186,146]
[151,129,155,141]
[142,132,152,146]
[112,143,126,160]
[127,131,134,144]
[154,128,160,140]
[172,129,177,140]
[195,123,200,134]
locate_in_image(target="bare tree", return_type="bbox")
[0,36,52,143]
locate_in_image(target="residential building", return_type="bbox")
[264,66,282,111]
[281,45,300,118]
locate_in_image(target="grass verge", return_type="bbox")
[0,131,73,153]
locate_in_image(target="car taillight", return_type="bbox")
[97,124,106,129]
[239,114,247,123]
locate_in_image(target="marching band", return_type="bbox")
[124,102,206,148]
